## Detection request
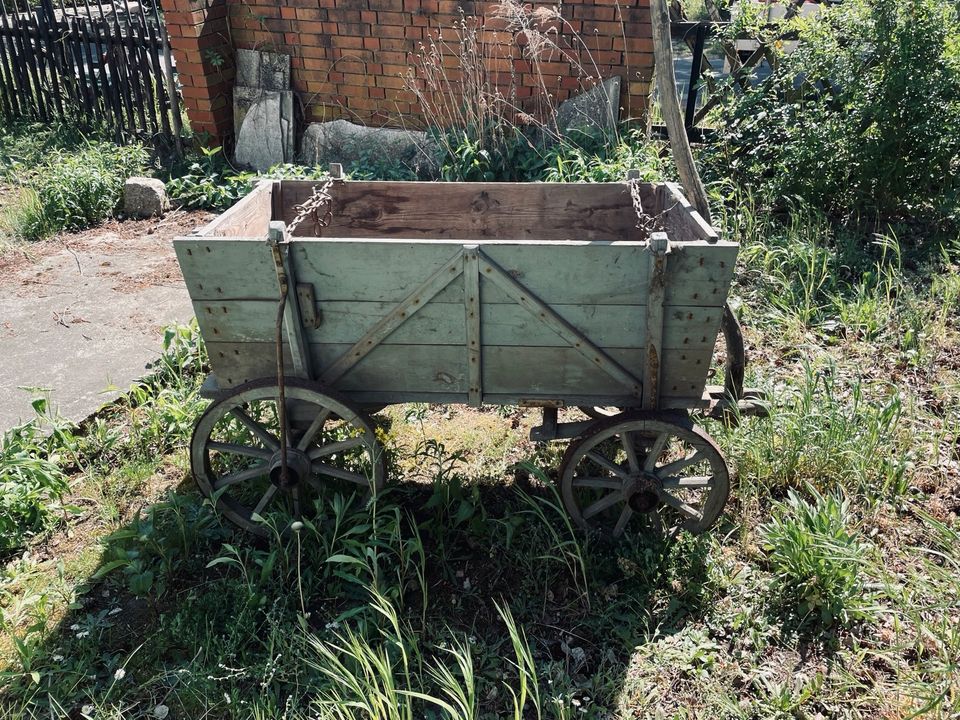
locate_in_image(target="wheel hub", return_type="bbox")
[627,472,662,514]
[268,447,311,490]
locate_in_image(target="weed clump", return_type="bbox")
[0,401,72,556]
[761,488,873,630]
[16,142,147,241]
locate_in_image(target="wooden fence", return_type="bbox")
[0,0,182,151]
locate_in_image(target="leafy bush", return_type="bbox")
[542,128,667,183]
[708,0,960,225]
[0,400,72,555]
[167,147,334,211]
[761,488,873,629]
[16,142,148,240]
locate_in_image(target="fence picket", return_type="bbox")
[0,0,181,151]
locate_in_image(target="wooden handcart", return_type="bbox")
[174,173,763,538]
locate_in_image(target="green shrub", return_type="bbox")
[708,0,960,225]
[167,147,333,211]
[16,142,148,240]
[0,401,72,555]
[761,488,873,629]
[542,128,666,183]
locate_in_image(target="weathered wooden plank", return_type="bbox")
[319,249,465,385]
[644,232,669,409]
[177,237,737,308]
[463,245,482,406]
[198,379,705,411]
[174,237,279,301]
[480,249,644,399]
[197,180,273,238]
[279,180,652,242]
[205,342,710,400]
[192,300,723,350]
[657,182,719,243]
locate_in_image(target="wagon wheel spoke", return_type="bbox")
[229,408,280,451]
[582,491,624,520]
[657,451,705,478]
[572,476,623,490]
[252,484,278,518]
[191,380,387,538]
[214,463,268,490]
[612,504,634,537]
[296,408,332,452]
[660,475,713,490]
[621,432,641,473]
[207,442,273,461]
[312,462,370,486]
[584,451,630,480]
[642,432,670,472]
[656,489,703,522]
[308,436,366,460]
[290,485,303,520]
[561,416,729,538]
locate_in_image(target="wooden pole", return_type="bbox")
[649,0,712,225]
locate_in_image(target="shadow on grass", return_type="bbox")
[0,464,716,719]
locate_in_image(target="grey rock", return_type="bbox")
[235,48,290,91]
[555,76,622,137]
[234,88,295,171]
[123,176,169,218]
[300,120,439,177]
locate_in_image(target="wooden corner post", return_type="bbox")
[644,231,671,409]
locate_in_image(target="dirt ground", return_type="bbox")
[0,210,213,430]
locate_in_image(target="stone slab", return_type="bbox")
[555,76,622,137]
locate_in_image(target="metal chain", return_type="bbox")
[629,179,662,235]
[287,178,335,236]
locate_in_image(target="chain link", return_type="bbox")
[287,177,335,236]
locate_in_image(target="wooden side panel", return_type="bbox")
[177,233,736,408]
[176,237,738,307]
[657,182,719,243]
[280,180,648,242]
[205,341,707,402]
[195,181,273,238]
[192,300,722,350]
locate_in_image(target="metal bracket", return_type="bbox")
[297,283,321,329]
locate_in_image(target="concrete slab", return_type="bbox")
[0,210,213,431]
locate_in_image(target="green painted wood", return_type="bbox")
[192,300,723,350]
[463,245,482,406]
[204,341,711,400]
[175,237,738,308]
[479,248,643,399]
[319,249,465,385]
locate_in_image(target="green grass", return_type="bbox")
[0,173,958,719]
[0,122,150,243]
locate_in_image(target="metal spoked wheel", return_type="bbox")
[190,378,386,536]
[560,413,729,537]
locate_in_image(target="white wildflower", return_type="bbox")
[153,704,170,719]
[81,705,95,717]
[114,668,126,680]
[52,654,64,662]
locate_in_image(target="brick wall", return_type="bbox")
[161,0,653,148]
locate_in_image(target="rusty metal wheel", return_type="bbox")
[560,413,729,537]
[190,378,386,536]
